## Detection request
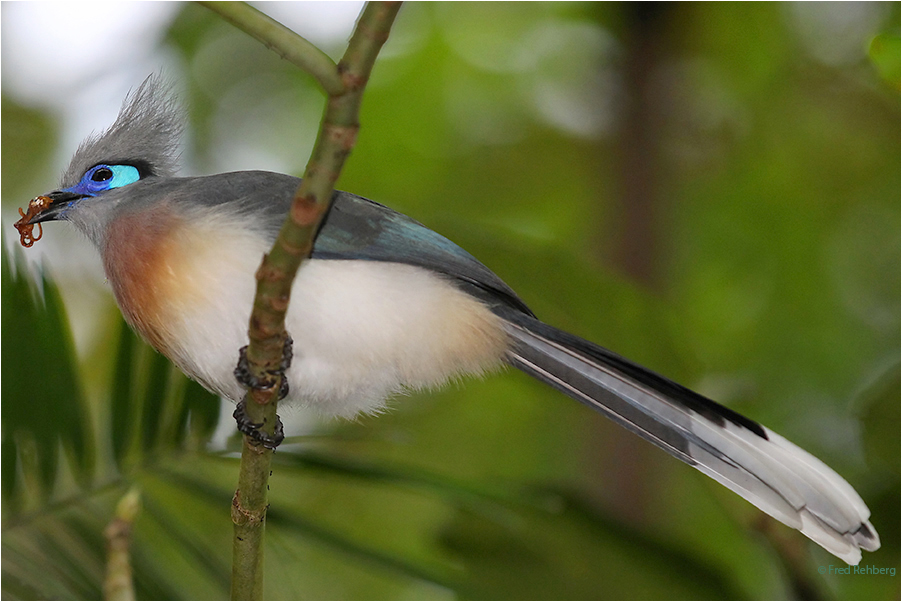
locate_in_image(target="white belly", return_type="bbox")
[153,218,509,417]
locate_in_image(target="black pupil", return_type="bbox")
[91,167,113,182]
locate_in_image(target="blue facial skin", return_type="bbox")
[64,164,140,197]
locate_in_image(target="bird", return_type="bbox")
[16,76,879,565]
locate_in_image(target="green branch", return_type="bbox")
[203,2,403,600]
[198,1,346,95]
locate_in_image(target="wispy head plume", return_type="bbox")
[61,74,184,187]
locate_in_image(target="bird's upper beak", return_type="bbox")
[14,190,84,247]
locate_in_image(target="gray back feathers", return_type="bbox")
[61,75,183,188]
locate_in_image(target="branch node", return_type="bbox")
[232,490,266,525]
[324,122,360,150]
[290,195,324,226]
[278,238,306,257]
[255,263,287,283]
[269,294,291,313]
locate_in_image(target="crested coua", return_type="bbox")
[18,77,880,565]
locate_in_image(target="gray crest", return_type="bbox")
[61,74,183,188]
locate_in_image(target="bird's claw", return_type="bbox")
[233,335,293,400]
[233,398,285,450]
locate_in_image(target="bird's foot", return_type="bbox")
[233,398,285,450]
[234,336,293,400]
[232,336,293,449]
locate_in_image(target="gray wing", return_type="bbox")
[175,170,532,315]
[315,189,533,315]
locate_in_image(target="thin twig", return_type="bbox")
[198,1,346,96]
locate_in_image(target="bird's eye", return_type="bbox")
[64,164,140,197]
[91,167,114,182]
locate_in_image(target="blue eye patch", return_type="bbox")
[64,164,141,197]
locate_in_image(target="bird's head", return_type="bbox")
[16,74,183,247]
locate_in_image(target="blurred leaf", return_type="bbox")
[109,321,219,469]
[1,229,93,510]
[1,235,223,599]
[268,451,742,599]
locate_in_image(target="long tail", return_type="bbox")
[499,310,880,564]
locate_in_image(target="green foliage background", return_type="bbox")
[2,3,899,599]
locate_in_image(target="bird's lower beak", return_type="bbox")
[14,190,84,247]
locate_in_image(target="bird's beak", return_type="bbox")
[19,190,84,224]
[14,190,84,247]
